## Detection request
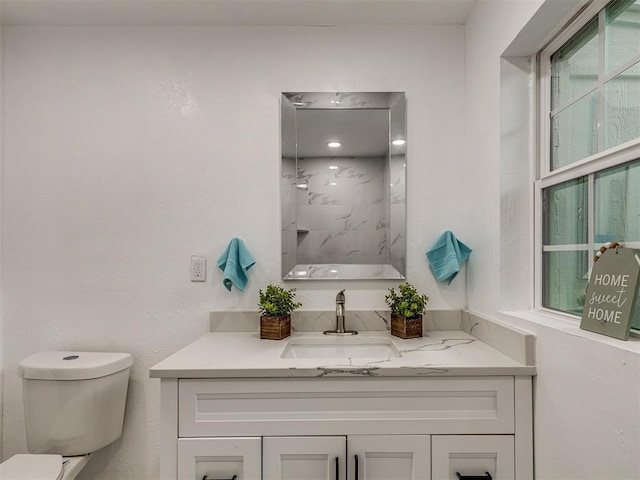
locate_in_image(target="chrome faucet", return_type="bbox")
[323,289,358,335]
[335,289,346,332]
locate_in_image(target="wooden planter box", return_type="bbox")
[260,314,291,340]
[391,314,423,339]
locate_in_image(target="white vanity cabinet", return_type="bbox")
[177,434,435,480]
[263,434,433,480]
[163,375,532,480]
[263,435,434,480]
[176,433,514,480]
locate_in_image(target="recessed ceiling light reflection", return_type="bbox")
[329,165,339,170]
[392,139,406,146]
[327,141,342,148]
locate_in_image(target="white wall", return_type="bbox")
[466,1,640,478]
[1,25,467,478]
[0,7,4,460]
[464,0,543,315]
[504,311,640,479]
[8,5,636,479]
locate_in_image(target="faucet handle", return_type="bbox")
[336,289,345,303]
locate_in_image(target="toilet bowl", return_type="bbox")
[0,351,133,479]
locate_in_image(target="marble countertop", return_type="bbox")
[149,330,536,379]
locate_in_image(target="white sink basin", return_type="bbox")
[281,336,401,359]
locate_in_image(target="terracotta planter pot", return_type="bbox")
[260,314,291,340]
[391,313,423,339]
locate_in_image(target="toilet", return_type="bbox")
[0,351,133,480]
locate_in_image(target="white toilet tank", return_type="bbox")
[19,351,133,456]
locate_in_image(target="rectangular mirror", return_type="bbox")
[281,92,406,280]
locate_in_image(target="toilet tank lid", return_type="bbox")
[0,454,63,479]
[19,351,133,380]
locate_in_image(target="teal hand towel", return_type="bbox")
[216,238,256,291]
[426,231,472,285]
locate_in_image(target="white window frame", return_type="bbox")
[535,0,640,316]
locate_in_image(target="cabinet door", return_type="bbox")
[263,436,346,480]
[431,435,514,480]
[348,435,430,480]
[177,437,261,480]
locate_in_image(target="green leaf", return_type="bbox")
[258,284,302,316]
[384,282,429,317]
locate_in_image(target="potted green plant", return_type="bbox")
[385,283,429,339]
[258,284,302,340]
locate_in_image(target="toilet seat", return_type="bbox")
[0,454,64,480]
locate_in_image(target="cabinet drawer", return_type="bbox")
[432,435,514,480]
[348,434,431,480]
[263,436,346,480]
[177,437,261,480]
[178,377,514,437]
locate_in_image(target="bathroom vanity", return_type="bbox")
[150,311,535,480]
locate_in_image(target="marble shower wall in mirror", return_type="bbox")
[281,92,406,280]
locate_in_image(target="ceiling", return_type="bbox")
[1,0,479,26]
[297,109,390,158]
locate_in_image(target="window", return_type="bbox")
[538,0,640,329]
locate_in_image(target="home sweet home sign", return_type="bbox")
[580,247,640,340]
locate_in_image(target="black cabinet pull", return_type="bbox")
[202,475,237,480]
[354,454,359,480]
[456,473,492,480]
[335,456,340,480]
